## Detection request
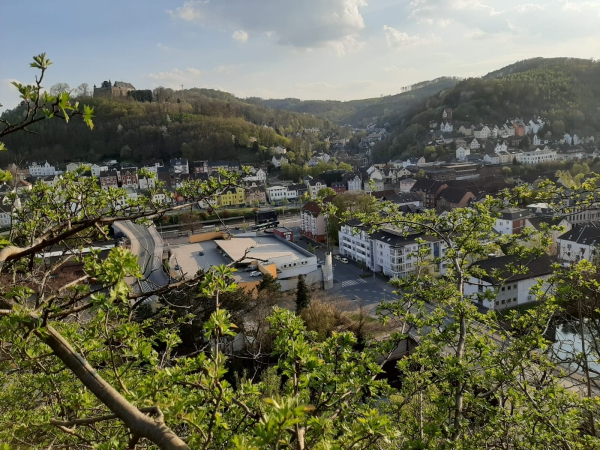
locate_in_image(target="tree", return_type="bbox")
[75,82,90,97]
[295,275,310,313]
[318,187,336,198]
[502,166,512,177]
[520,135,531,149]
[49,82,71,96]
[307,243,314,254]
[120,145,133,159]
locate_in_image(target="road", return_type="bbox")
[290,226,396,308]
[115,221,169,295]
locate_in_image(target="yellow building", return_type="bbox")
[216,187,246,207]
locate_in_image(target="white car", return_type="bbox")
[340,257,348,264]
[334,255,341,260]
[249,271,262,277]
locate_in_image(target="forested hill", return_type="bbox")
[373,57,600,162]
[247,77,461,125]
[0,88,335,166]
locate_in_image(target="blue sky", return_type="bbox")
[1,0,599,110]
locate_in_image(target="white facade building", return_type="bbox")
[557,225,600,263]
[465,255,553,310]
[515,146,557,165]
[456,146,470,161]
[440,122,453,133]
[29,161,56,177]
[90,164,109,177]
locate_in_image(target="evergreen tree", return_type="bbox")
[295,275,310,313]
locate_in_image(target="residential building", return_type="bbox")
[271,145,287,155]
[99,170,119,190]
[343,173,363,191]
[272,155,288,168]
[141,159,163,174]
[245,186,266,205]
[440,122,453,133]
[243,168,266,183]
[411,179,448,209]
[217,187,245,207]
[557,225,600,263]
[120,170,138,189]
[170,158,189,174]
[473,125,490,140]
[306,178,327,197]
[456,146,470,161]
[458,125,473,136]
[29,161,57,177]
[465,255,553,310]
[526,216,572,256]
[493,208,531,235]
[331,181,347,194]
[90,164,108,177]
[301,201,327,242]
[515,146,557,165]
[66,162,90,172]
[442,108,452,120]
[399,178,417,193]
[288,183,307,199]
[370,229,444,278]
[436,187,476,211]
[424,169,456,182]
[338,220,372,268]
[138,174,156,190]
[0,204,12,227]
[265,186,289,203]
[468,138,480,150]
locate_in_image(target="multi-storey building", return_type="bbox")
[515,146,557,165]
[557,225,600,263]
[301,201,327,242]
[99,170,119,190]
[493,208,530,235]
[120,170,138,189]
[217,187,245,207]
[29,161,57,177]
[170,158,189,174]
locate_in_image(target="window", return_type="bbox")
[513,284,517,289]
[501,287,505,291]
[507,286,511,291]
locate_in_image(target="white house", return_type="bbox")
[306,178,327,197]
[271,145,287,155]
[440,122,453,133]
[370,229,445,278]
[515,146,557,165]
[465,255,553,310]
[564,133,573,145]
[469,139,480,150]
[0,204,12,227]
[138,175,157,190]
[338,220,372,268]
[265,186,289,203]
[272,156,288,169]
[483,153,500,165]
[90,164,108,177]
[456,146,470,161]
[344,173,362,191]
[243,168,267,183]
[493,208,530,235]
[557,225,600,263]
[495,142,508,153]
[29,161,56,177]
[473,125,490,140]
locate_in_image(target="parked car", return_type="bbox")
[340,257,348,264]
[197,251,204,256]
[334,255,341,260]
[317,260,324,265]
[249,271,262,277]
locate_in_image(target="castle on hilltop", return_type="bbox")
[93,80,136,98]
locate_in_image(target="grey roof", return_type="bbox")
[370,229,436,247]
[114,81,135,89]
[471,254,553,284]
[558,225,600,246]
[439,187,473,204]
[411,179,447,193]
[499,208,530,221]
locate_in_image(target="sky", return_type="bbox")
[1,0,599,111]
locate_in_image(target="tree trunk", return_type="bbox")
[38,325,189,450]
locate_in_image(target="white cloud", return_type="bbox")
[383,65,416,73]
[167,0,367,54]
[562,1,600,11]
[383,25,440,48]
[514,3,545,12]
[464,29,491,39]
[232,30,249,42]
[148,68,202,88]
